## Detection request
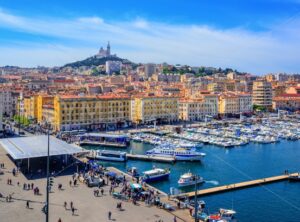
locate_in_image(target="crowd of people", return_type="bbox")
[0,159,179,222]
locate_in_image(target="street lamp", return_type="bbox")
[18,97,21,135]
[194,175,199,222]
[45,120,50,222]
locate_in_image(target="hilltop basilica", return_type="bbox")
[96,42,117,58]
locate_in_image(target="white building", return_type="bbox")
[106,61,122,75]
[179,95,219,121]
[144,63,156,78]
[0,90,21,117]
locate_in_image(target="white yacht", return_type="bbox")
[178,172,204,187]
[146,147,206,161]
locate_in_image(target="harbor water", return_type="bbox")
[83,140,300,222]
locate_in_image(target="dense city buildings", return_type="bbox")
[0,44,300,133]
[106,61,122,75]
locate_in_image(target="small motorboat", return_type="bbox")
[142,168,170,183]
[178,172,204,187]
[219,208,236,220]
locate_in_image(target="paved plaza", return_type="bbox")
[0,146,184,222]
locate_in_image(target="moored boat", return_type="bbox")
[289,173,300,182]
[146,147,206,161]
[142,168,170,182]
[178,172,204,187]
[91,150,127,162]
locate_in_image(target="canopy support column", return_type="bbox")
[27,158,30,173]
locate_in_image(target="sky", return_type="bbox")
[0,0,300,74]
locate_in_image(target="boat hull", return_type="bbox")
[93,156,126,162]
[178,180,204,187]
[147,153,203,161]
[142,173,170,183]
[79,141,127,148]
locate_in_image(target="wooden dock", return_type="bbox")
[175,173,299,198]
[127,153,175,163]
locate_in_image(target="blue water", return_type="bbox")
[84,140,300,222]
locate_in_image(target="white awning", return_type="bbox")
[0,135,87,160]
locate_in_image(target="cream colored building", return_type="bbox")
[218,93,252,115]
[53,95,131,131]
[179,94,218,121]
[272,95,300,111]
[132,95,178,124]
[252,80,272,109]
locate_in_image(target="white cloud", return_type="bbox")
[132,18,149,29]
[77,17,104,25]
[0,9,299,74]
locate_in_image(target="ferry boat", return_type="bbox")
[92,150,127,162]
[178,172,204,187]
[146,147,206,161]
[78,133,129,148]
[142,168,170,182]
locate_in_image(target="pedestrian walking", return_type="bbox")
[108,211,112,220]
[69,180,72,187]
[71,207,75,215]
[64,201,67,210]
[70,201,73,209]
[26,200,29,209]
[101,188,104,195]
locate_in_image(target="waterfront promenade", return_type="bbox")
[0,146,179,222]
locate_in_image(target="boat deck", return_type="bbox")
[175,173,299,198]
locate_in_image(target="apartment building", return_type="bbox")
[53,95,131,131]
[218,93,252,115]
[132,95,178,124]
[272,94,300,111]
[252,80,272,109]
[23,95,38,120]
[179,94,218,121]
[37,95,54,122]
[0,90,21,117]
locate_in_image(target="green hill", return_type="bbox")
[62,55,134,68]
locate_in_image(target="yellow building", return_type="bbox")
[132,95,178,124]
[37,95,54,123]
[53,95,131,131]
[23,95,38,120]
[218,92,252,115]
[207,82,225,92]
